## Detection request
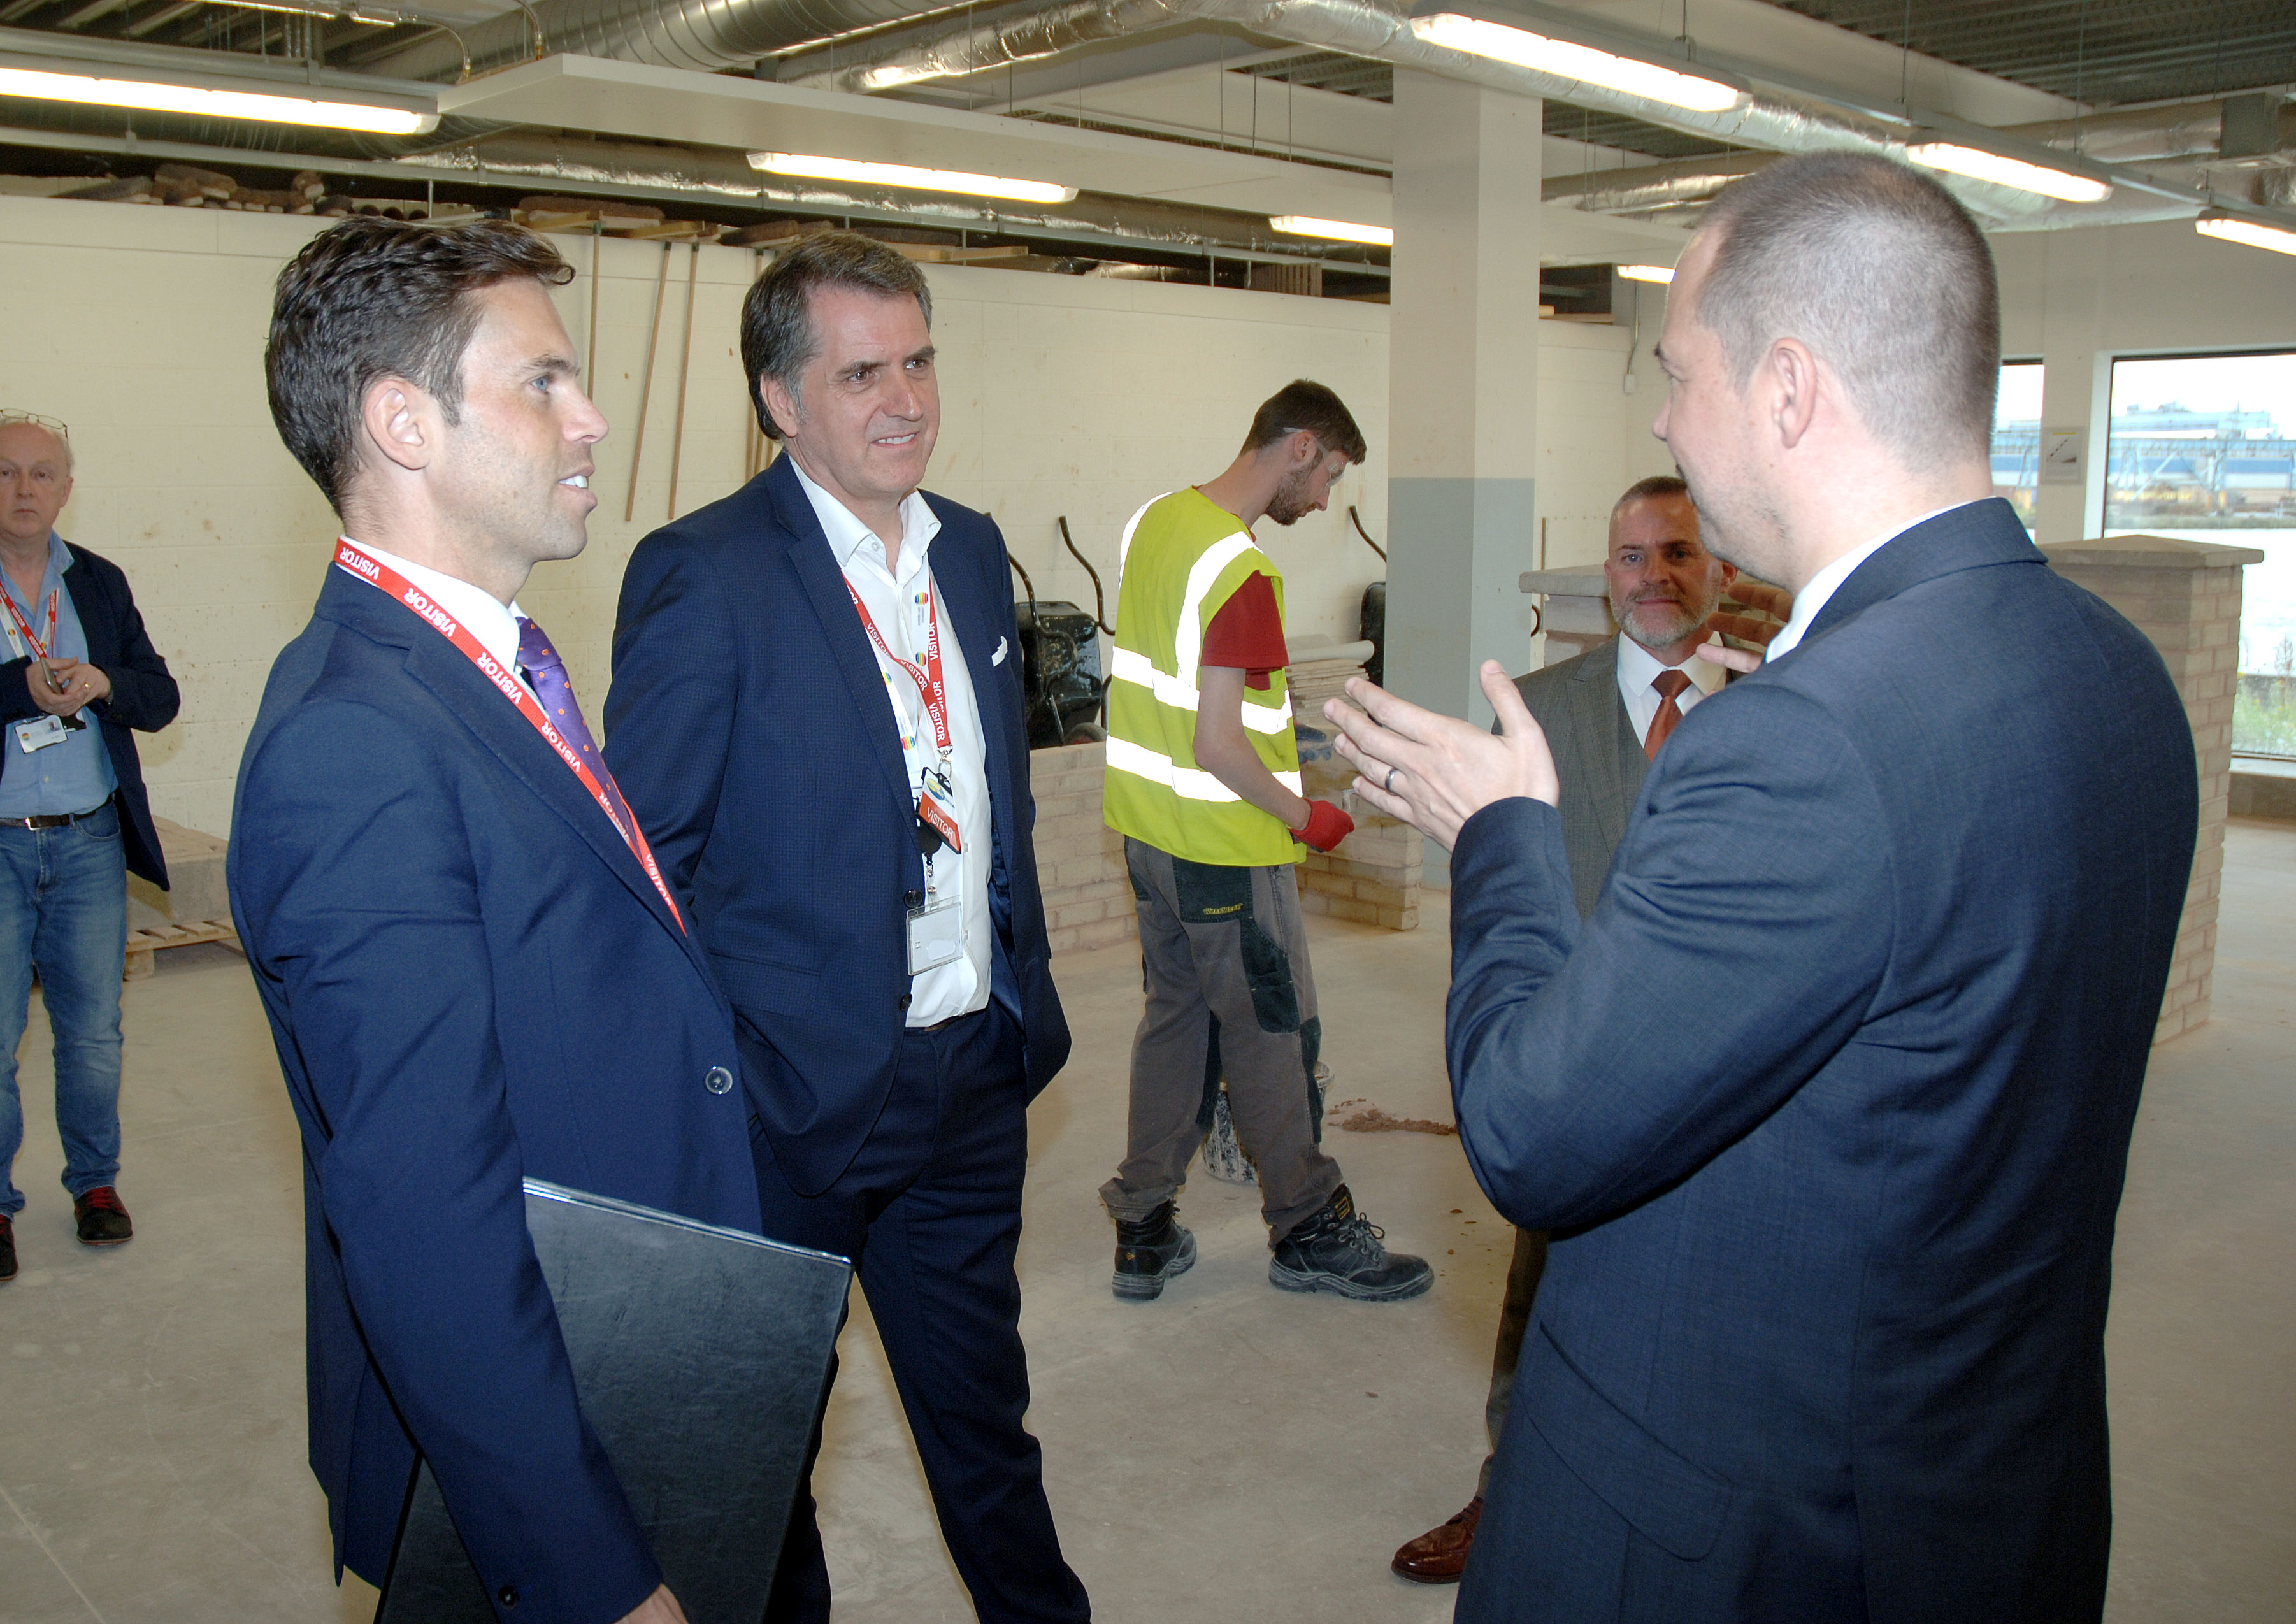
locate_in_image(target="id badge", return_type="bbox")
[905,893,964,974]
[15,714,68,754]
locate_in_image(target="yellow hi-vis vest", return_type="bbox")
[1103,488,1302,867]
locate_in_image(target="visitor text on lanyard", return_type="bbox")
[845,578,963,855]
[333,541,686,931]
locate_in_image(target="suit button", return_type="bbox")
[898,993,912,1010]
[498,1588,518,1608]
[705,1065,735,1095]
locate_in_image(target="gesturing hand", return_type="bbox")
[1697,579,1794,675]
[1322,662,1559,852]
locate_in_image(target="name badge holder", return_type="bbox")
[848,580,968,979]
[3,582,86,735]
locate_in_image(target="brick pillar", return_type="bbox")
[2042,535,2266,1044]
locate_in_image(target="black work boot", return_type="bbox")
[1270,1184,1432,1302]
[1112,1201,1196,1302]
[0,1214,15,1282]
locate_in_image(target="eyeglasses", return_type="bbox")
[0,410,69,440]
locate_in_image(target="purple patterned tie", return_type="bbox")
[517,615,633,832]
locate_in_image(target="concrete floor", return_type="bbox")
[3,822,2292,1623]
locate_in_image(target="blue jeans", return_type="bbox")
[1,800,127,1217]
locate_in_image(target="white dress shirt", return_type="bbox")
[789,461,993,1028]
[345,538,538,703]
[1614,631,1728,747]
[1764,501,1981,661]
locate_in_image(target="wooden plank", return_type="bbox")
[123,917,240,981]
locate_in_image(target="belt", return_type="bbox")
[0,805,106,831]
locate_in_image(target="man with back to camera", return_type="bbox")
[1324,152,2196,1621]
[1390,475,1784,1581]
[0,411,178,1283]
[232,219,757,1624]
[604,231,1089,1624]
[1098,380,1431,1305]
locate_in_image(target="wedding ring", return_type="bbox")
[1384,766,1400,794]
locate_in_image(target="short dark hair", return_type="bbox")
[740,231,934,439]
[1242,380,1367,465]
[1615,474,1690,515]
[266,218,571,513]
[1694,152,2000,466]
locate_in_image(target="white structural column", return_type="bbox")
[2030,231,2114,546]
[1382,69,1545,733]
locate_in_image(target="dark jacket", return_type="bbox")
[605,455,1070,1197]
[229,564,760,1618]
[1449,499,2196,1623]
[1,541,178,886]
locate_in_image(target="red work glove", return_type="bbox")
[1293,799,1354,853]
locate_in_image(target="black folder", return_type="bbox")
[377,1179,850,1623]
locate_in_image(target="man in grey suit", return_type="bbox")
[1391,475,1777,1582]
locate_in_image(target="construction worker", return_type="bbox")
[1098,379,1432,1306]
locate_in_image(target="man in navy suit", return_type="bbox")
[605,233,1087,1624]
[1325,154,2195,1621]
[232,220,757,1624]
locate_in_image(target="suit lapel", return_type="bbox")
[317,570,701,967]
[768,461,923,835]
[920,502,1017,868]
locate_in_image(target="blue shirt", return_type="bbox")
[1,532,118,817]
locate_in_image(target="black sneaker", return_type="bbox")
[1270,1185,1432,1302]
[1112,1201,1196,1302]
[0,1214,15,1281]
[73,1186,133,1247]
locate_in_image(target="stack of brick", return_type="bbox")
[2041,533,2264,1045]
[1295,807,1423,931]
[1026,742,1139,956]
[1022,739,1425,954]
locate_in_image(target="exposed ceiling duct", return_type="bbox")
[361,0,967,83]
[768,0,2072,222]
[1541,97,2296,226]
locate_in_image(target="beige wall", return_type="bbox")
[3,192,1666,837]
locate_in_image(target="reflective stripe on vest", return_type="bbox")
[1104,733,1304,802]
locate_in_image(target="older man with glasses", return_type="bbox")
[0,410,180,1285]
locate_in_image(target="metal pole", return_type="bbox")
[623,240,671,524]
[667,240,700,522]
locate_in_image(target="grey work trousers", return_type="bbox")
[1099,838,1343,1243]
[1478,1225,1550,1497]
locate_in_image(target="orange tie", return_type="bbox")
[1646,670,1692,760]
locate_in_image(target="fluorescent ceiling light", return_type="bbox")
[0,62,433,134]
[2194,212,2296,258]
[1617,263,1675,284]
[1904,142,2111,203]
[1409,15,1742,115]
[747,152,1076,205]
[1269,215,1393,247]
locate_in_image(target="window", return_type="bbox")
[1990,361,2044,534]
[2105,350,2296,759]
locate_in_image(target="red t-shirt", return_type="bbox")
[1199,571,1289,690]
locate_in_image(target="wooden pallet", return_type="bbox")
[124,917,240,981]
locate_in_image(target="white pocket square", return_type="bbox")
[992,637,1009,666]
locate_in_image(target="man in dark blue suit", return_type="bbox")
[232,220,757,1624]
[605,233,1087,1624]
[1325,154,2196,1621]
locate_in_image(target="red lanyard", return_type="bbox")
[1,580,57,663]
[845,577,952,754]
[334,541,685,932]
